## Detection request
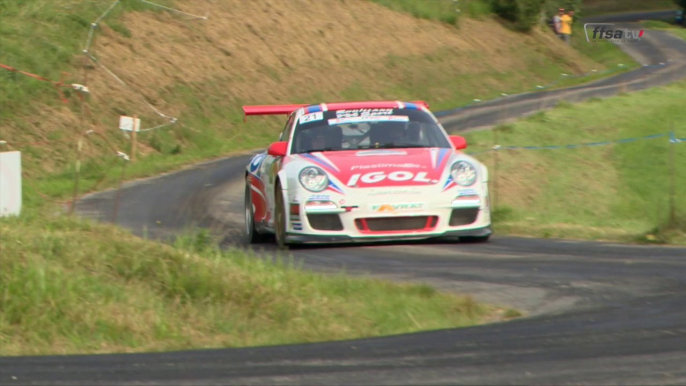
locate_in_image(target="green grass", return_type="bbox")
[0,212,505,356]
[462,80,686,245]
[642,20,686,41]
[369,0,492,25]
[581,0,677,16]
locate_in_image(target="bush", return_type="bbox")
[490,0,546,31]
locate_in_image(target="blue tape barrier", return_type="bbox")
[466,131,682,156]
[434,62,669,118]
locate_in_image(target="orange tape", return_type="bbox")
[1,63,72,103]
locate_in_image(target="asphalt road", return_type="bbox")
[3,10,686,386]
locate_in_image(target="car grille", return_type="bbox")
[307,214,344,231]
[355,216,437,232]
[449,208,479,226]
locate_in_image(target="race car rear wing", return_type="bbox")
[242,104,309,117]
[242,101,430,121]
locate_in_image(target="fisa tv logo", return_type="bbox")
[584,23,644,42]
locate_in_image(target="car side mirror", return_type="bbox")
[267,141,288,157]
[449,135,467,150]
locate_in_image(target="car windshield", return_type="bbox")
[291,108,451,153]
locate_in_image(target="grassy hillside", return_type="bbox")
[582,0,677,15]
[0,0,636,207]
[0,213,510,356]
[462,80,686,245]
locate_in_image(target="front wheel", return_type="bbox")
[459,234,491,243]
[274,182,290,250]
[245,180,268,244]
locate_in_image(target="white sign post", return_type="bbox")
[119,115,141,163]
[119,115,141,133]
[0,151,22,217]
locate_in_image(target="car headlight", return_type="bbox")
[299,166,329,192]
[451,161,477,186]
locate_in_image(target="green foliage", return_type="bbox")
[543,0,582,17]
[676,0,686,11]
[370,0,463,25]
[490,0,547,31]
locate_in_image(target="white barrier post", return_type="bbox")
[0,151,22,217]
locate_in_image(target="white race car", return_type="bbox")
[243,101,492,248]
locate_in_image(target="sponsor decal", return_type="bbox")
[457,188,479,196]
[335,108,394,118]
[308,194,331,201]
[355,150,407,156]
[347,171,435,186]
[350,163,423,170]
[299,112,323,124]
[328,116,408,125]
[368,189,423,196]
[370,203,424,212]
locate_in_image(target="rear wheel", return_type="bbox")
[274,182,289,250]
[245,179,268,244]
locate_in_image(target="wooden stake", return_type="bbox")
[131,114,138,163]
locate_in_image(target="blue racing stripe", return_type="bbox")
[301,153,336,171]
[436,148,448,169]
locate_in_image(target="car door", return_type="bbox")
[261,113,296,227]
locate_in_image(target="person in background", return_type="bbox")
[559,9,573,45]
[553,8,563,39]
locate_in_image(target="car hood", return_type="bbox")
[295,148,455,188]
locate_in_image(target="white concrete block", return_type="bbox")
[0,151,22,217]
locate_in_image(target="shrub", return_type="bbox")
[490,0,546,32]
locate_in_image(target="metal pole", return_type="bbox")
[111,159,128,224]
[669,124,677,227]
[493,127,499,210]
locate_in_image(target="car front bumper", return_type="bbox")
[285,186,492,244]
[285,224,493,244]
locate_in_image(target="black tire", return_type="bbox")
[245,179,268,244]
[459,234,491,243]
[274,182,289,250]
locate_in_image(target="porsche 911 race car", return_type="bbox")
[242,101,492,248]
